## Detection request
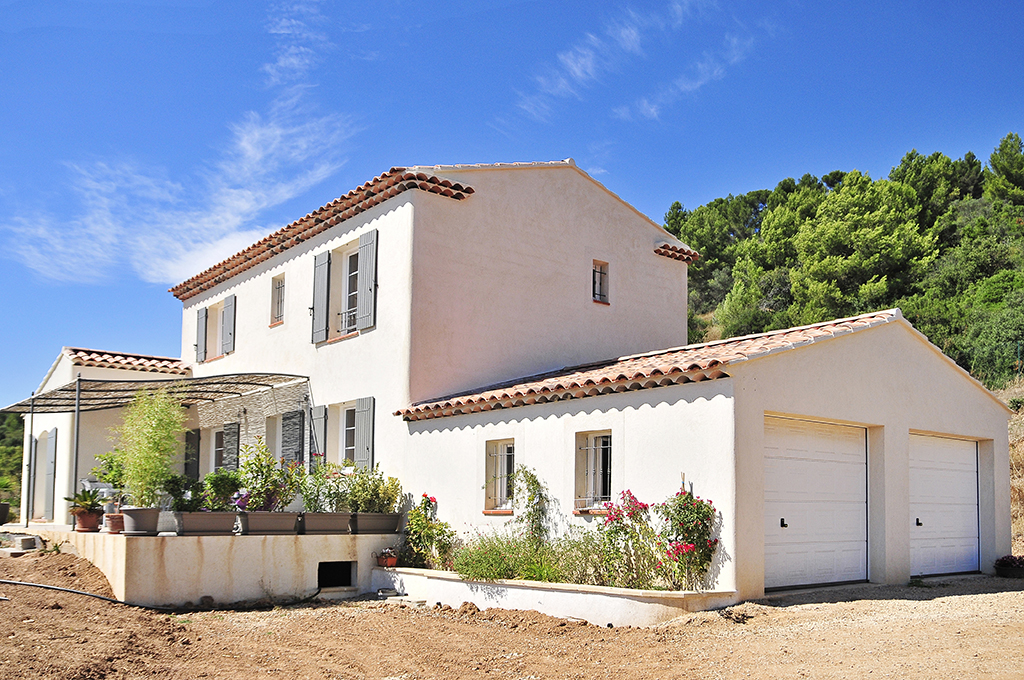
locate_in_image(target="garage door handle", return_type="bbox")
[916,518,923,526]
[780,518,788,528]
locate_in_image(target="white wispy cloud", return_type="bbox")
[2,0,351,286]
[516,1,757,124]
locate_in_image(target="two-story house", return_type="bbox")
[11,159,1011,602]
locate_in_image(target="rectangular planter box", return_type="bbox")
[350,512,400,534]
[236,511,299,535]
[173,512,238,536]
[300,512,352,535]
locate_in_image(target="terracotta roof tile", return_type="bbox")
[170,167,474,301]
[654,241,699,263]
[396,309,901,421]
[63,347,191,375]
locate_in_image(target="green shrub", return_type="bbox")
[237,437,301,512]
[300,461,352,513]
[163,473,205,512]
[203,468,241,511]
[346,464,402,514]
[115,389,186,507]
[402,493,456,569]
[452,529,558,582]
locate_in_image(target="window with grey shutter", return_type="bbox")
[281,410,305,464]
[221,294,236,355]
[356,229,377,331]
[312,251,331,343]
[223,422,240,470]
[196,307,208,362]
[185,429,201,480]
[354,396,374,469]
[309,405,327,470]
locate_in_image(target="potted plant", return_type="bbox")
[64,489,105,532]
[373,546,399,567]
[114,388,187,535]
[299,460,353,534]
[165,472,238,536]
[347,464,403,534]
[234,437,302,535]
[92,449,126,531]
[994,555,1024,578]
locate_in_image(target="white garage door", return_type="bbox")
[764,417,868,589]
[909,434,979,576]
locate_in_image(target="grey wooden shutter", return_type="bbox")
[221,294,236,355]
[44,428,57,520]
[312,251,331,343]
[281,410,305,464]
[223,422,240,470]
[354,397,374,469]
[184,429,201,480]
[309,405,327,470]
[196,307,208,362]
[356,229,377,331]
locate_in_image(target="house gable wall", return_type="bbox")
[729,320,1011,599]
[407,165,689,403]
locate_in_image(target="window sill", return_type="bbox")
[202,354,226,364]
[573,508,609,516]
[268,320,284,328]
[592,299,610,306]
[321,331,359,346]
[482,509,513,516]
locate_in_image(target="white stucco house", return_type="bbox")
[10,159,1012,604]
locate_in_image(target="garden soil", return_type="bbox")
[3,550,1024,679]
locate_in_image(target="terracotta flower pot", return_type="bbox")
[104,513,124,534]
[376,555,398,567]
[995,566,1024,579]
[74,511,103,532]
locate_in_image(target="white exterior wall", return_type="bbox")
[175,165,691,493]
[402,382,737,592]
[730,320,1011,600]
[408,165,689,403]
[19,355,193,524]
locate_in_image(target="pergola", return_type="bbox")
[4,373,309,528]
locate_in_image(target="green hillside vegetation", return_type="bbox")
[667,132,1024,390]
[0,412,23,520]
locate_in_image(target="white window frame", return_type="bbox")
[342,406,357,463]
[213,428,225,471]
[486,439,515,510]
[592,260,609,303]
[575,431,612,510]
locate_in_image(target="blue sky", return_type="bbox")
[1,0,1022,408]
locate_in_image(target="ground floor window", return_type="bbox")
[343,407,356,462]
[575,431,611,509]
[486,439,515,510]
[213,429,225,469]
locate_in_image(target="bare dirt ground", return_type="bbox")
[2,550,1024,679]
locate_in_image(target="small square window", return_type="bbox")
[592,261,609,303]
[575,431,611,510]
[486,439,515,510]
[271,274,285,325]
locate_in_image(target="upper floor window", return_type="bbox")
[311,229,378,344]
[593,261,609,303]
[575,431,611,510]
[195,294,236,362]
[271,274,285,326]
[486,439,515,510]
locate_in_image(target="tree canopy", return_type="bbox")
[667,132,1024,388]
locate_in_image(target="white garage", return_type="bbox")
[909,434,980,576]
[764,417,868,589]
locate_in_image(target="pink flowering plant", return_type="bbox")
[593,490,660,589]
[402,493,456,569]
[299,461,352,513]
[655,489,719,590]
